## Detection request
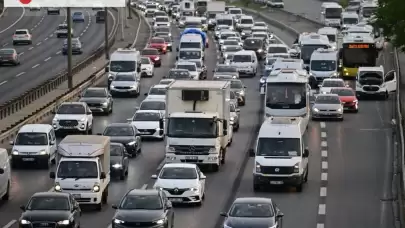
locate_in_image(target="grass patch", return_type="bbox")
[224,0,266,12]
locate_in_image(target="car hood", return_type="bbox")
[339,96,356,102]
[154,179,198,189]
[132,121,159,129]
[114,209,164,222]
[79,97,108,103]
[225,217,275,228]
[313,103,341,110]
[12,145,48,153]
[110,156,123,164]
[111,81,138,87]
[149,43,165,47]
[21,210,72,222]
[108,136,136,144]
[54,114,87,120]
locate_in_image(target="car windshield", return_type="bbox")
[268,46,288,53]
[311,60,336,71]
[15,133,48,145]
[0,49,14,55]
[15,30,28,35]
[330,89,355,96]
[104,126,134,136]
[141,57,150,64]
[133,112,160,121]
[315,95,341,104]
[27,197,69,210]
[140,101,165,110]
[224,40,239,46]
[58,25,68,30]
[83,89,106,97]
[142,49,159,55]
[168,70,191,79]
[322,80,344,87]
[149,87,167,95]
[110,61,136,72]
[179,51,201,59]
[244,39,262,48]
[120,195,163,210]
[232,55,251,62]
[231,80,243,89]
[159,80,173,85]
[257,138,301,156]
[159,167,197,179]
[241,18,253,24]
[73,12,82,15]
[151,38,164,43]
[343,18,358,24]
[57,160,98,178]
[114,75,135,81]
[155,17,168,22]
[217,66,237,72]
[177,64,196,71]
[229,203,274,217]
[110,144,123,156]
[57,104,85,114]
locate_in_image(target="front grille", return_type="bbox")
[171,145,212,155]
[343,102,354,106]
[138,129,156,134]
[319,109,337,112]
[59,120,78,127]
[261,166,294,174]
[121,221,156,227]
[76,198,91,203]
[32,222,56,228]
[63,188,92,191]
[114,86,131,89]
[87,103,102,107]
[363,86,379,92]
[163,188,188,195]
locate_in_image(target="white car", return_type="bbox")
[230,50,258,77]
[129,110,164,139]
[110,74,141,97]
[175,61,199,80]
[13,29,32,45]
[319,78,347,94]
[0,148,10,201]
[152,163,206,205]
[140,57,155,77]
[144,84,168,100]
[52,102,93,134]
[137,98,166,117]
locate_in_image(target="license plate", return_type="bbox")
[185,156,198,160]
[270,181,284,185]
[72,194,81,199]
[169,198,182,202]
[22,158,35,161]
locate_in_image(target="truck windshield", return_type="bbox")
[15,132,48,145]
[300,45,329,64]
[167,117,217,138]
[110,61,136,72]
[310,60,336,71]
[57,161,98,179]
[266,83,306,109]
[257,138,301,156]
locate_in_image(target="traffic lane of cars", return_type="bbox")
[0,8,32,45]
[0,11,112,104]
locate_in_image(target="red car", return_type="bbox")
[330,87,358,112]
[148,37,167,54]
[141,48,161,67]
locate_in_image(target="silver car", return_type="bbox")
[79,87,113,115]
[213,65,239,79]
[220,39,240,51]
[230,79,247,106]
[222,46,243,62]
[110,74,141,97]
[312,94,344,121]
[230,102,240,131]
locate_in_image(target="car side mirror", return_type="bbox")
[303,148,309,157]
[20,205,26,211]
[100,172,106,179]
[166,201,172,209]
[50,141,55,145]
[252,60,255,63]
[305,66,310,72]
[200,174,206,179]
[0,168,4,174]
[9,140,14,145]
[276,212,284,218]
[51,110,56,114]
[220,212,228,217]
[112,204,118,209]
[49,171,56,179]
[105,66,109,72]
[249,148,255,157]
[151,174,158,179]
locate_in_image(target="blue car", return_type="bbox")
[72,12,85,22]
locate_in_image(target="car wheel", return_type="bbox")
[120,170,126,180]
[296,183,303,192]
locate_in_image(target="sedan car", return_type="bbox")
[112,189,174,228]
[62,38,82,55]
[330,87,358,112]
[129,110,164,139]
[165,69,192,80]
[312,94,344,121]
[141,48,161,67]
[240,28,252,39]
[230,79,247,106]
[221,39,240,51]
[72,11,85,22]
[101,123,142,157]
[152,163,206,205]
[13,29,32,45]
[109,74,140,97]
[148,37,168,54]
[230,102,240,131]
[319,78,347,94]
[110,142,129,180]
[214,65,239,79]
[214,25,232,39]
[19,192,81,228]
[144,84,168,100]
[220,197,284,228]
[0,48,20,66]
[175,61,199,80]
[140,56,155,77]
[79,87,113,114]
[243,37,266,60]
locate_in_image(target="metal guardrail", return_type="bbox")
[0,8,150,146]
[0,8,119,121]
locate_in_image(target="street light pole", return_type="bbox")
[67,7,73,89]
[127,0,132,19]
[104,7,109,60]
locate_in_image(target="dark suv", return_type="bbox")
[243,37,266,60]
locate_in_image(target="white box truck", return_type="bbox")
[207,1,226,29]
[165,80,232,171]
[50,135,110,210]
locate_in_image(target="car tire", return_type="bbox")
[120,171,126,180]
[1,181,10,200]
[296,184,303,192]
[253,182,261,192]
[234,124,239,132]
[212,164,219,172]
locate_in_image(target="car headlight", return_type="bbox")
[127,141,136,146]
[114,219,124,224]
[155,57,160,60]
[57,220,70,225]
[313,108,319,112]
[93,184,100,192]
[39,150,47,155]
[190,187,199,192]
[102,102,108,107]
[260,78,265,83]
[54,183,61,191]
[167,43,172,46]
[330,72,337,77]
[337,108,342,112]
[79,118,86,122]
[239,90,245,95]
[155,186,163,190]
[294,162,300,173]
[12,150,19,155]
[255,162,261,173]
[241,32,245,35]
[112,163,122,169]
[155,219,165,225]
[257,49,263,52]
[20,220,31,225]
[230,117,235,121]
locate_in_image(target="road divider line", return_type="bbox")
[321,132,326,138]
[318,204,326,215]
[318,121,328,228]
[56,51,61,54]
[32,64,40,68]
[2,219,16,228]
[15,72,25,77]
[0,7,25,34]
[44,57,51,62]
[44,37,48,41]
[321,141,327,147]
[0,81,7,86]
[28,47,34,50]
[141,184,148,189]
[2,43,8,47]
[36,42,41,46]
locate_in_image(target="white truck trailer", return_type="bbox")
[50,135,110,210]
[165,80,232,171]
[207,1,226,29]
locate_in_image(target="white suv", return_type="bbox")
[230,50,258,77]
[13,29,32,45]
[140,56,155,77]
[52,102,93,134]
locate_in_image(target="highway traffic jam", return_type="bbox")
[0,0,392,227]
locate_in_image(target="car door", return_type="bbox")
[0,153,5,196]
[122,148,129,171]
[384,70,397,93]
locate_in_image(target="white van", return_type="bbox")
[10,124,57,169]
[320,2,343,27]
[178,34,204,51]
[341,12,359,29]
[230,50,258,77]
[250,117,309,192]
[317,27,339,49]
[0,148,10,200]
[309,48,339,83]
[267,0,284,8]
[106,48,141,83]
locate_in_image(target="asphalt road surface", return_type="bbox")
[0,7,116,105]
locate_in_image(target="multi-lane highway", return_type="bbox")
[0,7,117,104]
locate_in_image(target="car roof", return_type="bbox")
[317,93,339,98]
[151,84,168,89]
[127,189,160,196]
[233,197,273,204]
[136,110,161,114]
[32,192,70,198]
[19,124,53,133]
[162,163,197,168]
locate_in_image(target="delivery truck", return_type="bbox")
[207,1,226,29]
[49,135,110,210]
[165,80,232,171]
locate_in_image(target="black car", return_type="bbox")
[100,123,142,157]
[19,192,81,228]
[220,197,284,228]
[110,142,130,180]
[79,87,113,115]
[112,189,174,228]
[243,38,266,60]
[96,11,106,23]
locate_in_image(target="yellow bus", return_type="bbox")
[340,34,377,78]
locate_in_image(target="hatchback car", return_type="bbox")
[330,87,358,112]
[148,37,168,54]
[13,29,32,45]
[141,48,161,67]
[312,94,344,120]
[319,78,347,94]
[72,11,85,22]
[79,87,113,114]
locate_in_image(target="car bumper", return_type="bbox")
[88,105,109,113]
[356,90,386,98]
[163,190,201,203]
[12,154,49,164]
[56,191,102,204]
[312,111,343,119]
[137,129,163,138]
[253,173,303,186]
[165,154,220,165]
[53,122,88,132]
[110,88,138,94]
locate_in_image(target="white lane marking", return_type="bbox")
[318,204,326,215]
[0,81,7,86]
[0,7,25,34]
[321,172,328,181]
[36,42,41,46]
[32,64,40,68]
[28,47,34,50]
[321,141,327,147]
[15,72,25,77]
[320,122,326,128]
[44,37,48,41]
[56,51,61,54]
[321,150,327,157]
[2,43,8,47]
[317,224,325,228]
[107,224,112,228]
[2,220,17,228]
[44,57,51,62]
[50,34,53,37]
[157,159,165,171]
[18,52,24,56]
[320,187,327,197]
[321,132,327,138]
[141,184,148,189]
[321,161,328,169]
[48,187,54,192]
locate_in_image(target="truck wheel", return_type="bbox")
[95,203,102,211]
[304,168,309,182]
[1,181,10,200]
[43,157,50,169]
[253,183,261,192]
[102,188,108,204]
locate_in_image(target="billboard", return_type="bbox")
[5,0,126,7]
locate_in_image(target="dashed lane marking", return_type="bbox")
[36,42,41,46]
[15,72,25,77]
[0,81,7,86]
[321,132,327,138]
[318,121,328,228]
[321,141,327,147]
[2,43,8,47]
[44,57,51,62]
[318,204,326,215]
[18,52,24,56]
[56,51,61,54]
[32,64,40,68]
[28,47,34,50]
[141,184,148,189]
[44,37,48,41]
[2,219,17,228]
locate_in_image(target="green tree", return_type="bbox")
[339,0,348,8]
[374,0,405,50]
